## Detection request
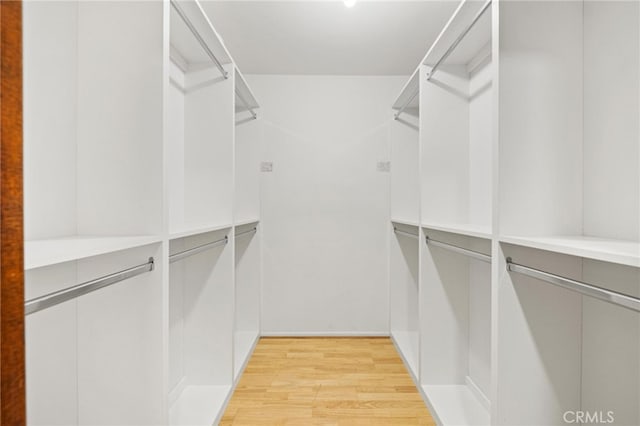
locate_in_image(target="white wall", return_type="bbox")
[248,75,404,334]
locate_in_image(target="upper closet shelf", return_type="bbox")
[234,218,260,228]
[169,223,233,241]
[392,67,420,120]
[25,236,162,270]
[392,0,491,120]
[235,68,260,119]
[421,0,492,77]
[170,0,233,76]
[500,235,640,268]
[422,222,492,240]
[391,218,420,229]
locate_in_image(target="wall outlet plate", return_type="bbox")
[377,161,390,172]
[261,162,273,172]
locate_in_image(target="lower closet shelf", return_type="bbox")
[170,385,232,426]
[234,330,259,379]
[422,385,489,426]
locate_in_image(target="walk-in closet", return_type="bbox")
[14,0,639,424]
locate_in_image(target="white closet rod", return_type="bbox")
[24,258,155,315]
[507,259,640,313]
[235,90,257,119]
[235,227,257,238]
[394,227,419,239]
[426,236,491,263]
[426,0,492,81]
[169,236,228,263]
[171,0,229,79]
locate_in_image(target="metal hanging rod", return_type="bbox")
[235,227,257,239]
[24,258,155,316]
[236,90,257,120]
[426,0,492,81]
[394,89,419,120]
[425,236,491,263]
[169,236,228,264]
[507,259,640,313]
[394,227,419,239]
[171,0,229,79]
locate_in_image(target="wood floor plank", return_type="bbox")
[220,337,435,425]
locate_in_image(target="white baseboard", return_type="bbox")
[260,331,390,337]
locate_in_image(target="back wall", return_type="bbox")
[247,75,405,334]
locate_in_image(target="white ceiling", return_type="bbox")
[200,1,460,75]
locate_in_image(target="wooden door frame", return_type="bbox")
[0,1,26,424]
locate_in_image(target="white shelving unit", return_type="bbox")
[23,0,164,259]
[23,1,167,424]
[234,69,262,225]
[390,1,640,425]
[420,0,492,234]
[167,0,234,235]
[23,0,639,425]
[25,243,164,425]
[166,1,262,424]
[233,222,261,381]
[390,64,421,380]
[497,1,640,425]
[389,222,420,381]
[23,0,262,425]
[391,1,494,424]
[232,65,261,382]
[420,228,491,426]
[168,229,234,426]
[391,69,420,227]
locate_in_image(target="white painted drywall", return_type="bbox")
[247,75,405,334]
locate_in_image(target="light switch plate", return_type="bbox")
[261,162,273,172]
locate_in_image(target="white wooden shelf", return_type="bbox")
[170,0,232,72]
[392,67,420,112]
[422,385,490,426]
[500,235,640,268]
[391,331,419,381]
[25,236,162,270]
[234,218,260,228]
[235,68,259,115]
[421,0,491,70]
[422,222,491,240]
[391,218,420,229]
[233,330,259,380]
[169,385,231,426]
[169,223,232,240]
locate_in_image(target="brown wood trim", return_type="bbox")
[0,1,26,425]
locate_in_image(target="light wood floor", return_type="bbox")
[220,337,436,425]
